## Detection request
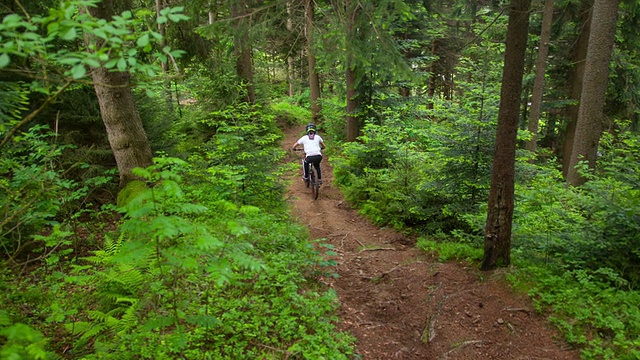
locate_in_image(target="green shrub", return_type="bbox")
[269,100,312,126]
[417,237,483,263]
[508,265,640,360]
[57,158,355,359]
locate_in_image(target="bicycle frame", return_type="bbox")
[293,149,320,200]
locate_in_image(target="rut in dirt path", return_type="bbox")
[283,125,580,360]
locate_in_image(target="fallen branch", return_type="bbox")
[440,340,488,360]
[421,283,444,343]
[502,307,531,315]
[360,247,395,252]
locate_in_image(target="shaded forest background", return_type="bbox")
[1,0,639,359]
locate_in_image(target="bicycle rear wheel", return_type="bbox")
[310,168,319,200]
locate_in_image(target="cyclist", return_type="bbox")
[291,123,325,184]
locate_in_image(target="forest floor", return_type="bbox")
[283,125,582,360]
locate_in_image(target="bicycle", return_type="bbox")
[293,149,320,200]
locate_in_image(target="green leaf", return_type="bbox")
[22,32,41,41]
[168,14,189,22]
[2,14,22,25]
[0,53,10,68]
[136,33,149,47]
[227,221,250,237]
[104,58,117,68]
[116,57,127,71]
[70,64,86,79]
[60,27,77,40]
[83,58,101,68]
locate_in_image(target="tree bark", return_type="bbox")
[156,0,175,112]
[87,0,153,188]
[562,2,592,177]
[526,0,554,154]
[232,0,255,104]
[345,0,360,142]
[566,0,620,186]
[306,0,321,121]
[482,0,531,270]
[427,40,438,109]
[346,66,359,142]
[287,1,295,97]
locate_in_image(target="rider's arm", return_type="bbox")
[291,141,299,151]
[320,140,325,150]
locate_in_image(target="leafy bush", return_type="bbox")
[0,126,112,264]
[513,131,640,286]
[269,100,313,126]
[332,100,491,233]
[509,265,640,360]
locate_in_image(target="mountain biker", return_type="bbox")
[291,123,325,184]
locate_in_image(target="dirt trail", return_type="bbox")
[284,125,580,360]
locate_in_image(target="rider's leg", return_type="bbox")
[306,155,322,183]
[302,159,310,180]
[315,160,322,180]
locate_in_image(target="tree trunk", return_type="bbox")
[232,0,255,104]
[345,0,360,142]
[306,0,321,121]
[566,0,620,186]
[427,40,438,109]
[156,0,175,113]
[287,1,295,97]
[562,2,592,177]
[85,0,153,188]
[346,66,359,142]
[482,0,531,271]
[526,0,554,154]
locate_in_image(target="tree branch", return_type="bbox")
[0,80,72,150]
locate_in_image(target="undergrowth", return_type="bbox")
[332,91,640,358]
[0,103,356,359]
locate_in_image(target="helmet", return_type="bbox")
[305,123,316,133]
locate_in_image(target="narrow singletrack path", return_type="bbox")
[283,125,580,360]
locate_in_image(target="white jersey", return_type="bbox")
[297,134,324,156]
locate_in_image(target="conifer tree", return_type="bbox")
[567,0,620,186]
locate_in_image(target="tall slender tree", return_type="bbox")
[345,0,360,142]
[306,0,321,121]
[566,0,620,186]
[156,0,175,113]
[561,1,592,177]
[287,0,296,97]
[482,0,532,270]
[526,0,554,154]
